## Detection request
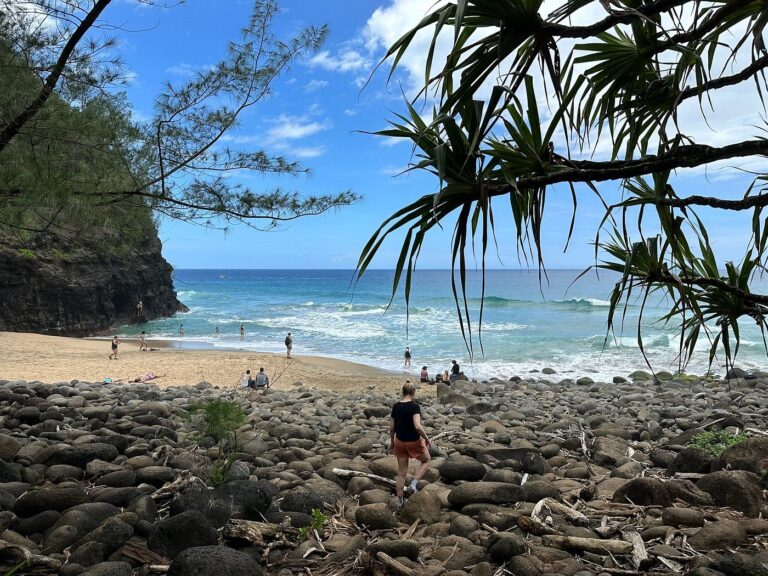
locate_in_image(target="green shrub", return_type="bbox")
[187,399,247,487]
[297,508,329,541]
[18,248,35,259]
[688,430,747,457]
[188,399,246,445]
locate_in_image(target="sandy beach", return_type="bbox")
[0,332,416,393]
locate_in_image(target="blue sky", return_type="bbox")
[103,0,760,270]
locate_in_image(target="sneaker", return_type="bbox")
[397,496,405,509]
[410,479,419,493]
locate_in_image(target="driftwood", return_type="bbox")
[121,540,170,565]
[623,529,650,570]
[542,535,633,555]
[0,541,62,571]
[517,515,558,535]
[332,468,397,488]
[223,519,298,544]
[401,519,420,540]
[672,472,706,480]
[376,551,416,576]
[532,497,589,527]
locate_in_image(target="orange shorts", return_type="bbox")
[394,437,427,459]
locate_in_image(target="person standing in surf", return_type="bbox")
[403,346,412,368]
[285,332,293,358]
[390,381,432,508]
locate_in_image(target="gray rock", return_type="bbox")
[0,434,21,459]
[80,562,133,576]
[354,503,396,530]
[697,470,765,517]
[13,484,88,517]
[439,458,486,483]
[668,447,713,474]
[366,539,420,560]
[689,519,747,550]
[400,490,441,524]
[486,532,526,561]
[662,507,704,528]
[281,487,325,516]
[148,510,219,559]
[449,515,479,538]
[447,482,521,506]
[167,545,263,576]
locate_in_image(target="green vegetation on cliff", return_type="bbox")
[0,37,156,257]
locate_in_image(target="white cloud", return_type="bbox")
[165,62,214,76]
[308,48,371,73]
[304,79,328,93]
[265,115,332,143]
[344,109,358,116]
[291,146,326,158]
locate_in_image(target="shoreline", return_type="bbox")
[0,332,409,393]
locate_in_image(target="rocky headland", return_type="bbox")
[0,370,766,576]
[0,234,185,337]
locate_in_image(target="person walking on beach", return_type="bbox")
[403,346,412,368]
[178,324,185,337]
[239,324,245,341]
[108,336,120,360]
[139,331,148,352]
[390,381,432,508]
[285,332,293,358]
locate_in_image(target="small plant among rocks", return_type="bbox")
[297,508,329,541]
[188,399,246,486]
[688,430,748,457]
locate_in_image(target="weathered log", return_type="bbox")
[542,535,633,555]
[532,497,589,526]
[376,551,416,576]
[623,529,650,570]
[223,519,298,544]
[0,541,62,571]
[517,515,558,535]
[332,468,397,488]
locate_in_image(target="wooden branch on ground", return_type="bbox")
[376,551,416,576]
[332,468,397,488]
[672,472,706,480]
[431,431,474,442]
[623,529,650,571]
[745,427,768,437]
[223,519,298,545]
[0,541,62,571]
[517,515,558,535]
[542,535,633,555]
[401,519,420,540]
[532,497,589,527]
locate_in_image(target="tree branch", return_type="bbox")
[0,0,113,153]
[487,139,768,192]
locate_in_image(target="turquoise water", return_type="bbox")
[118,269,768,380]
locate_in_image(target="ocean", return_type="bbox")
[118,269,768,381]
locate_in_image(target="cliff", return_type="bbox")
[0,232,186,336]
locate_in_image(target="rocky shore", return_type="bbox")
[0,369,766,576]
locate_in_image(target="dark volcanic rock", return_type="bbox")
[668,447,713,474]
[0,233,185,335]
[167,545,263,576]
[439,458,486,483]
[211,480,276,520]
[13,484,88,517]
[47,444,119,468]
[697,470,765,517]
[148,510,219,559]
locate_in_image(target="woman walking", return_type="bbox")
[389,382,431,508]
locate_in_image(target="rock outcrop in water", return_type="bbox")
[0,371,767,575]
[0,233,185,336]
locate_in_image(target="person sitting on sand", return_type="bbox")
[139,331,148,351]
[420,366,429,383]
[108,336,120,360]
[242,369,252,388]
[133,372,163,383]
[254,367,269,388]
[443,369,450,384]
[390,381,432,508]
